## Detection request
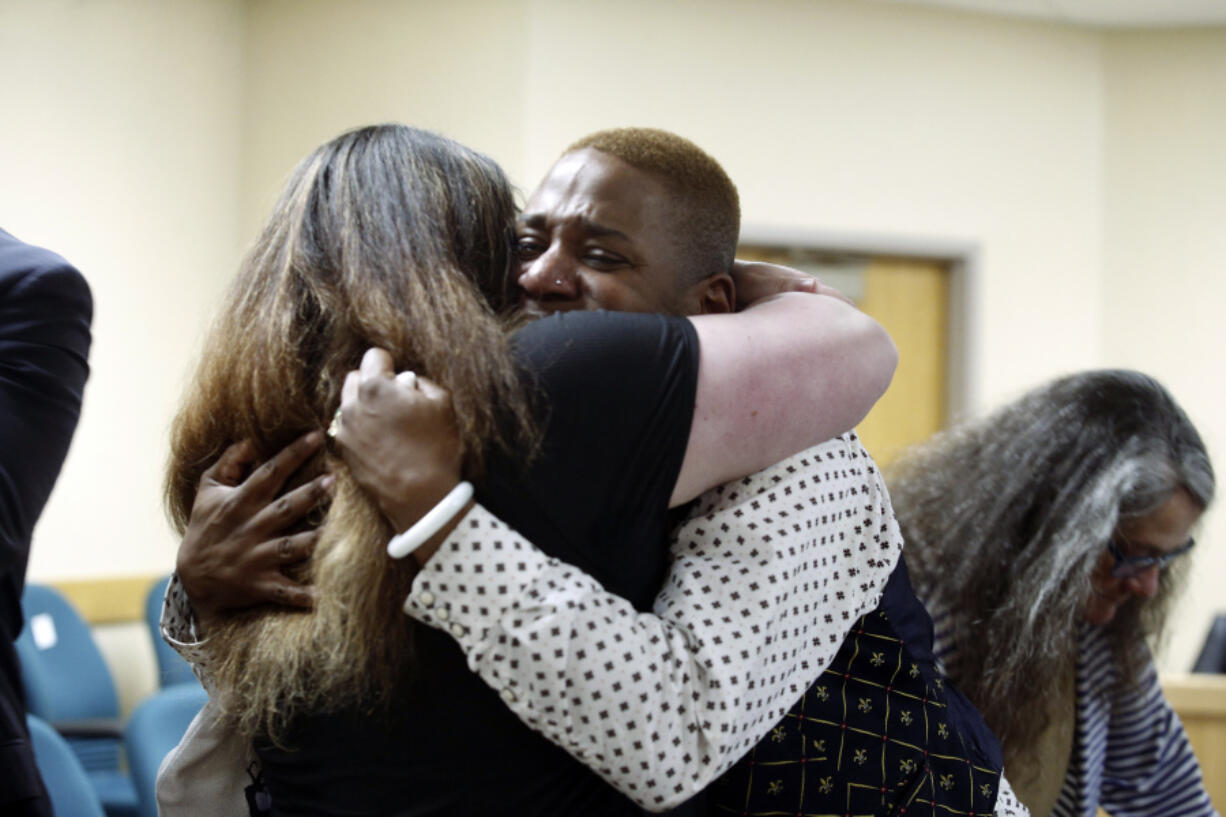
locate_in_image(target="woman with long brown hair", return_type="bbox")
[161,123,899,815]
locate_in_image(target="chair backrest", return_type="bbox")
[144,576,200,688]
[27,713,108,817]
[15,583,122,772]
[124,684,210,817]
[16,584,119,720]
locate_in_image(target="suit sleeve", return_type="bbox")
[0,257,92,575]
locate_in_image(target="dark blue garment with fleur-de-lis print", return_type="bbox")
[710,559,1002,817]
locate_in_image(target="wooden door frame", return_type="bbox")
[739,224,980,425]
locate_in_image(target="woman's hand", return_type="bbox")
[177,431,330,630]
[333,348,464,562]
[730,260,854,309]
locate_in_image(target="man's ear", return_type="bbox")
[681,273,734,315]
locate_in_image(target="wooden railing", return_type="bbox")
[48,575,165,624]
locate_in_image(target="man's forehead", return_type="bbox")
[521,148,672,231]
[518,211,631,243]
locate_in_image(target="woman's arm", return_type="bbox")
[338,286,897,514]
[674,290,896,505]
[400,434,901,810]
[1097,654,1217,817]
[161,432,331,669]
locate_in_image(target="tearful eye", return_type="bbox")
[583,250,626,270]
[515,236,545,259]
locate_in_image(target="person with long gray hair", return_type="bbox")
[889,369,1216,817]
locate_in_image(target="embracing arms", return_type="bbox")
[170,266,895,615]
[675,287,895,505]
[397,438,902,809]
[161,270,897,810]
[160,429,903,811]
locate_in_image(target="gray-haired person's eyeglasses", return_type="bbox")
[1106,537,1195,578]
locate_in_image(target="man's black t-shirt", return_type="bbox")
[256,310,702,816]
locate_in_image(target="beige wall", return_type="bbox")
[2,0,1223,699]
[240,0,1107,421]
[1102,29,1226,671]
[0,0,247,708]
[0,0,247,585]
[240,0,530,241]
[518,0,1106,414]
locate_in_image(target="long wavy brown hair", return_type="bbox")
[164,124,535,742]
[889,369,1214,778]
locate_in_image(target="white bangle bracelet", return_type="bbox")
[387,481,474,559]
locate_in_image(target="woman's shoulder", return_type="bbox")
[513,309,690,349]
[511,310,697,382]
[506,310,701,474]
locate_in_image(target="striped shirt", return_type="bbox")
[928,605,1217,817]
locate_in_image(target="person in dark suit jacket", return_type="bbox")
[0,228,92,816]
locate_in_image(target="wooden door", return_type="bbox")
[737,247,949,466]
[854,257,948,466]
